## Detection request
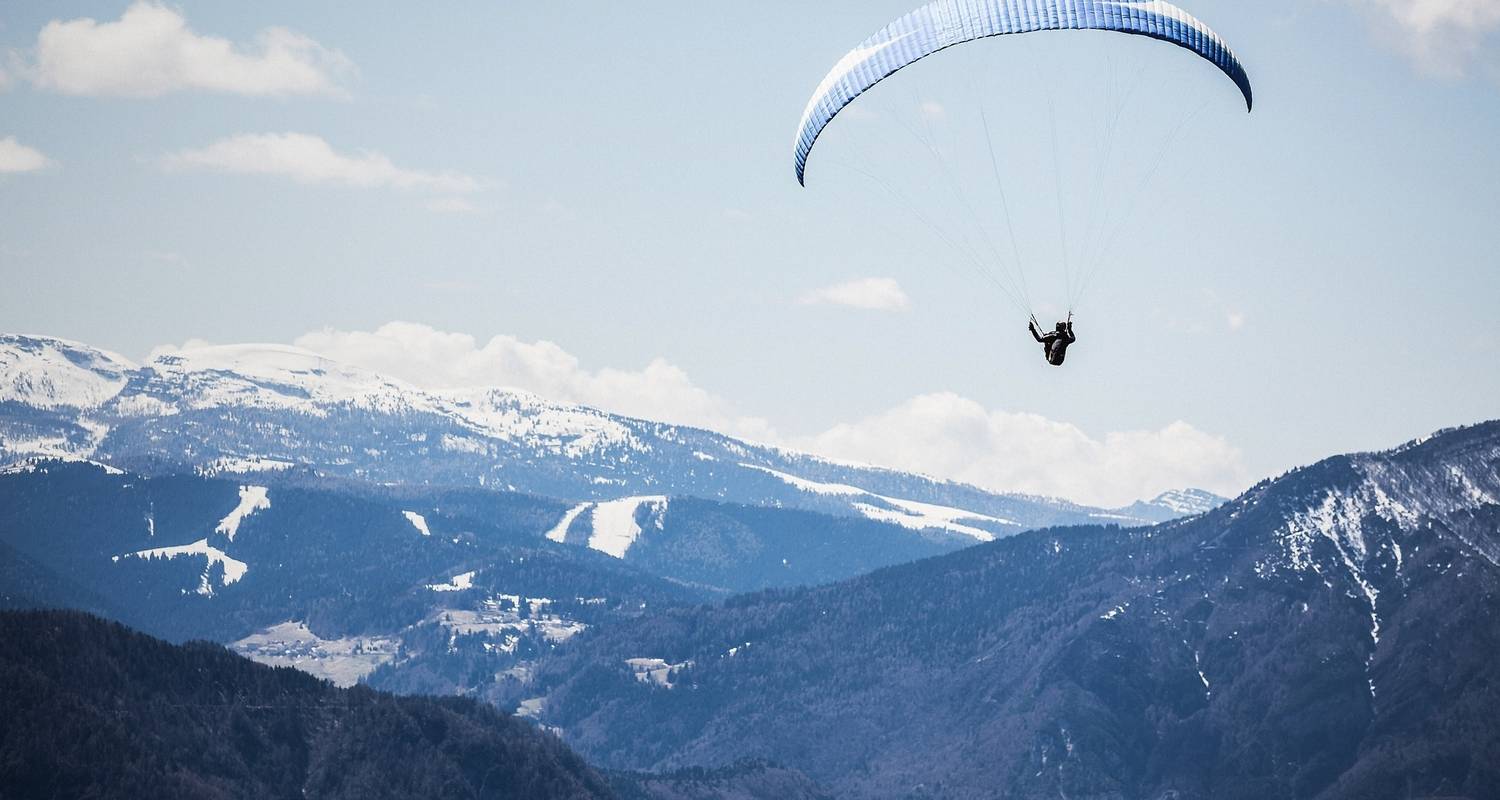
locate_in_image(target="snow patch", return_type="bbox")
[202,456,295,476]
[214,486,270,541]
[546,502,590,543]
[587,496,667,558]
[854,497,1010,542]
[115,539,248,596]
[440,434,488,454]
[403,510,432,537]
[427,570,475,592]
[747,463,1013,541]
[627,657,692,688]
[1193,648,1211,699]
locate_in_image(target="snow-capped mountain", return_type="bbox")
[0,335,136,410]
[0,334,1216,537]
[525,421,1500,799]
[1115,487,1227,520]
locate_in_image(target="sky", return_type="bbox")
[1,1,1497,507]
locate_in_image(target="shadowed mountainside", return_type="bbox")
[528,423,1500,799]
[0,609,618,800]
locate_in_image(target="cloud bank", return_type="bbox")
[1343,0,1500,76]
[274,323,1248,507]
[28,2,351,98]
[794,393,1248,508]
[798,277,911,311]
[160,133,480,195]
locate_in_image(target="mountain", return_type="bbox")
[0,334,1216,542]
[1116,487,1227,522]
[0,460,707,692]
[0,459,988,704]
[0,609,617,800]
[522,422,1500,799]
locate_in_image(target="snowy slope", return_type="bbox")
[0,334,136,409]
[586,497,668,558]
[0,334,1209,537]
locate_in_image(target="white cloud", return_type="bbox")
[1342,0,1500,76]
[795,393,1248,508]
[160,133,480,194]
[29,2,351,97]
[291,322,777,442]
[798,277,911,312]
[1226,311,1247,331]
[0,136,54,173]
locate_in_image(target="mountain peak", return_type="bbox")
[1147,487,1227,516]
[1246,419,1500,576]
[0,334,136,410]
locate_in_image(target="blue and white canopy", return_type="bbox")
[794,0,1253,185]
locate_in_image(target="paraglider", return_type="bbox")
[792,0,1253,365]
[1029,315,1076,367]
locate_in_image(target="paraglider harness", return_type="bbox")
[1029,313,1076,367]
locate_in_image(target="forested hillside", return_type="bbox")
[0,610,617,800]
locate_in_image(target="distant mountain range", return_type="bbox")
[0,458,993,701]
[0,333,1221,546]
[524,422,1500,799]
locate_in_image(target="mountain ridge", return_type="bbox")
[0,332,1221,540]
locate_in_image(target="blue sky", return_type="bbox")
[1,1,1497,505]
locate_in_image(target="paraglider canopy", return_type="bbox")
[794,0,1252,186]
